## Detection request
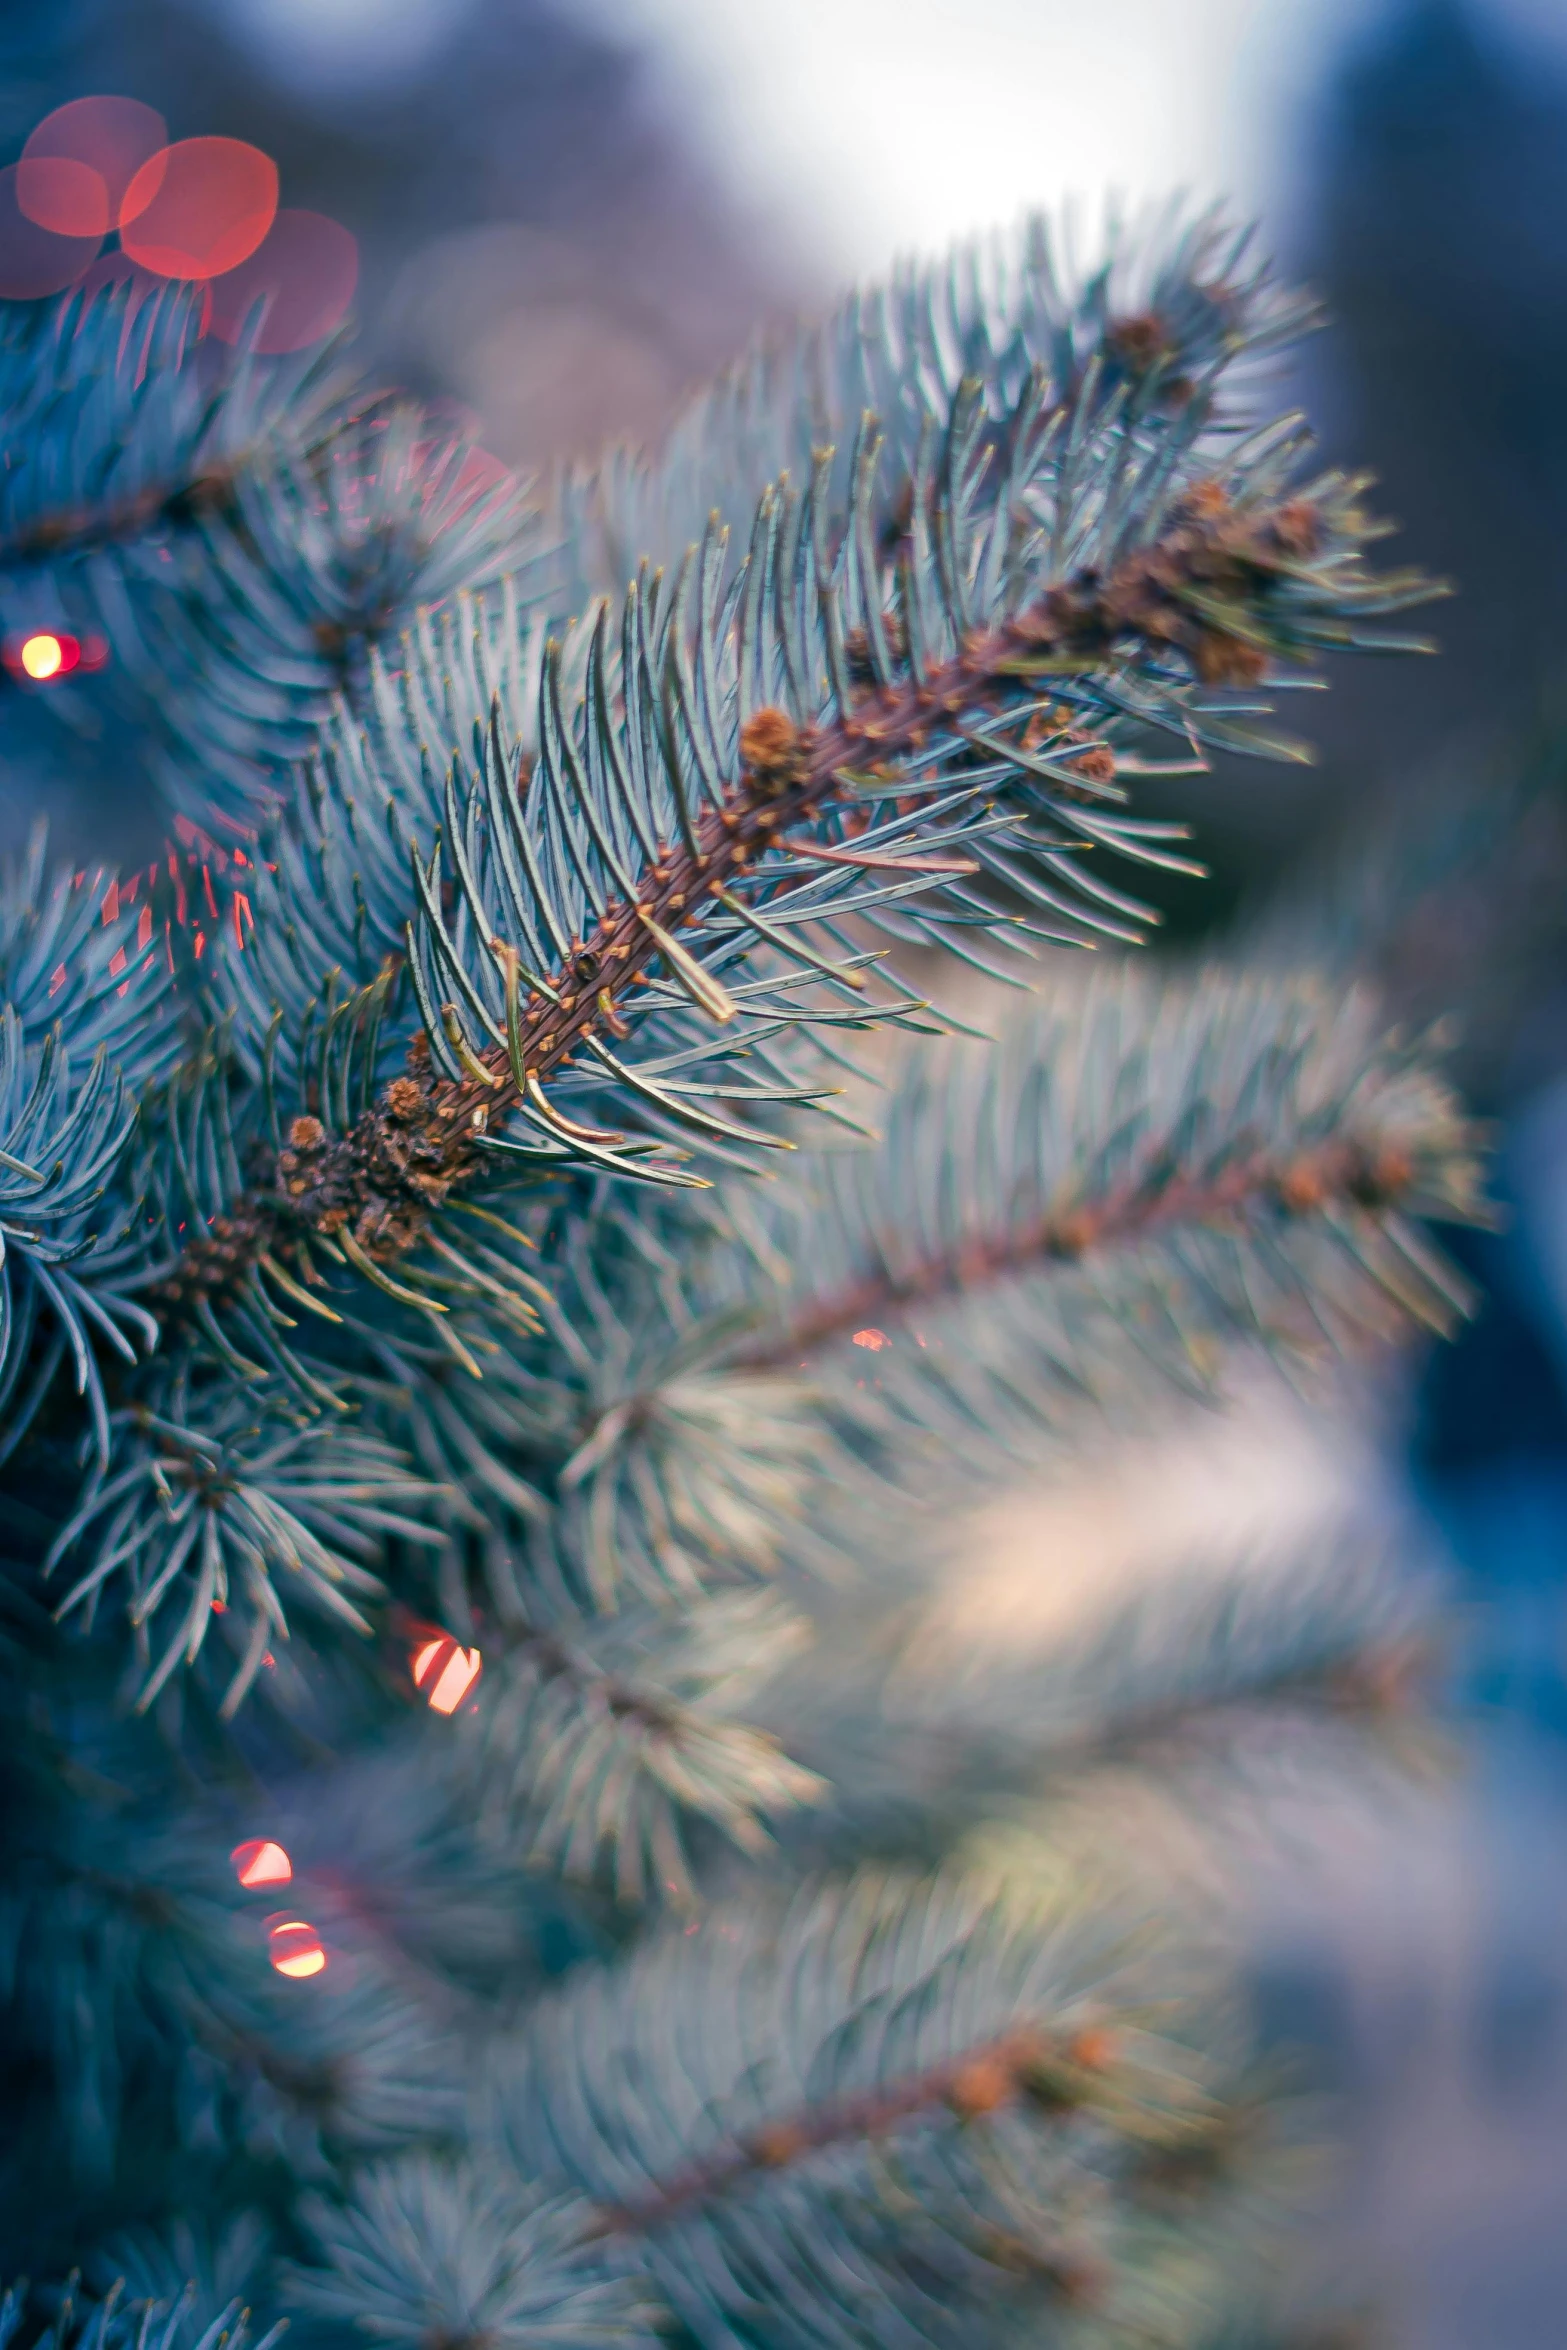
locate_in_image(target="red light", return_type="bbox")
[207,210,358,354]
[121,139,279,281]
[411,1635,482,1714]
[851,1328,889,1351]
[19,97,166,238]
[4,632,104,683]
[231,1838,292,1888]
[268,1919,327,1978]
[0,165,101,301]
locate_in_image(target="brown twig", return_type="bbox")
[589,2019,1117,2236]
[738,1136,1420,1368]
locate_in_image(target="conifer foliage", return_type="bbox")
[0,206,1482,2346]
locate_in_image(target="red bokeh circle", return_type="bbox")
[121,138,278,280]
[17,157,107,240]
[207,210,358,353]
[19,96,167,237]
[0,165,101,300]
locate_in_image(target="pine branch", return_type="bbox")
[0,2282,284,2350]
[495,1868,1269,2349]
[746,1131,1431,1367]
[589,2017,1127,2241]
[152,477,1401,1323]
[42,1394,449,1716]
[727,967,1483,1484]
[228,207,1300,1076]
[289,2161,657,2349]
[473,1590,824,1903]
[0,281,533,827]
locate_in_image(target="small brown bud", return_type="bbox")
[1066,2027,1118,2073]
[1192,633,1267,687]
[289,1115,325,1151]
[1369,1146,1414,1199]
[1050,1212,1096,1258]
[750,2122,809,2168]
[1108,311,1172,374]
[1277,1163,1329,1215]
[1182,477,1232,523]
[386,1076,425,1122]
[946,2052,1018,2118]
[739,706,804,786]
[1068,744,1117,786]
[1046,2256,1107,2308]
[1272,498,1323,558]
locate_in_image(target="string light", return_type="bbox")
[230,1838,291,1887]
[267,1919,327,1978]
[4,631,108,683]
[411,1634,483,1714]
[21,634,63,680]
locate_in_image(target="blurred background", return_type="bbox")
[7,1,1567,2339]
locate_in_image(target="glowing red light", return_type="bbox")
[231,1838,292,1888]
[851,1328,889,1351]
[5,631,106,684]
[411,1635,482,1714]
[207,209,357,354]
[0,165,101,301]
[268,1919,327,1978]
[19,97,166,238]
[121,139,279,281]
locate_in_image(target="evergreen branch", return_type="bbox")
[820,1534,1440,1847]
[495,1869,1261,2349]
[0,282,533,827]
[748,1133,1433,1366]
[152,476,1398,1323]
[474,1591,824,1903]
[0,453,249,571]
[726,968,1483,1483]
[41,1395,448,1716]
[590,2018,1127,2239]
[0,2282,284,2350]
[220,206,1303,1071]
[289,2161,657,2349]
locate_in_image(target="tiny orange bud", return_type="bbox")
[750,2122,809,2168]
[947,2053,1018,2118]
[1277,1164,1329,1215]
[288,1115,325,1151]
[739,706,804,785]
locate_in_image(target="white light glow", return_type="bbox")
[578,0,1396,271]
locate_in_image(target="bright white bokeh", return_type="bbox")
[224,0,1567,256]
[578,0,1392,270]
